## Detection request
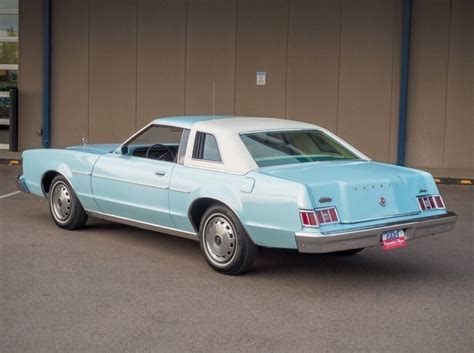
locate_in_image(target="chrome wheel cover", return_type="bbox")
[50,181,72,222]
[203,214,237,265]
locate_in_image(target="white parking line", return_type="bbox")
[0,191,21,199]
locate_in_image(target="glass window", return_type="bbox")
[0,15,18,37]
[125,125,184,162]
[0,0,17,150]
[241,130,360,167]
[192,132,222,162]
[0,42,18,65]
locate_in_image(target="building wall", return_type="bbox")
[19,0,473,176]
[407,0,473,176]
[18,0,43,149]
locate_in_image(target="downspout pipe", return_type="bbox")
[396,0,412,166]
[41,0,51,148]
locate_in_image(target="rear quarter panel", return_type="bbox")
[169,166,310,249]
[22,149,101,211]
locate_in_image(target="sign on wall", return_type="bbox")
[256,71,266,86]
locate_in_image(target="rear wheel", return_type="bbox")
[48,175,88,230]
[199,204,258,275]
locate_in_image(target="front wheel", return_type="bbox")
[48,175,88,230]
[199,204,258,275]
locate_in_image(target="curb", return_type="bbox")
[0,159,21,166]
[434,177,473,186]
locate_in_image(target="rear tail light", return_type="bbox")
[417,195,445,211]
[300,207,339,227]
[316,207,339,225]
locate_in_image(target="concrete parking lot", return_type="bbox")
[1,165,472,353]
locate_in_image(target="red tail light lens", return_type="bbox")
[300,210,318,227]
[316,207,340,224]
[433,195,445,208]
[417,195,445,211]
[300,207,340,227]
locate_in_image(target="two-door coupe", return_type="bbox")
[18,116,457,274]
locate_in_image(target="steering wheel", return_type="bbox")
[145,143,176,161]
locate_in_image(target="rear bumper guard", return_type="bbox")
[295,211,457,253]
[17,175,30,193]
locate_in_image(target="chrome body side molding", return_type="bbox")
[71,170,91,176]
[91,174,168,190]
[86,210,198,241]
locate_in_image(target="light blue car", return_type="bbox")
[18,116,457,274]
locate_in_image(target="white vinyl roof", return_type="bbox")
[150,116,368,174]
[154,115,321,133]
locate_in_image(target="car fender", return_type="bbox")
[22,149,101,211]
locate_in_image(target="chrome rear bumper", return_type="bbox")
[295,211,457,253]
[17,175,29,193]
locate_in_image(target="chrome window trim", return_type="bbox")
[177,128,191,165]
[239,128,368,164]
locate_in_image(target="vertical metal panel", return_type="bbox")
[337,0,396,161]
[185,0,237,115]
[443,0,473,170]
[8,87,18,151]
[51,0,89,148]
[286,0,341,131]
[234,0,288,117]
[396,0,411,166]
[89,0,137,143]
[41,0,51,148]
[389,0,403,164]
[406,0,450,168]
[18,0,43,149]
[136,0,186,128]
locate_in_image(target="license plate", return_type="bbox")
[381,229,406,250]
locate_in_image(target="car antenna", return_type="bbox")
[212,82,216,116]
[81,137,88,146]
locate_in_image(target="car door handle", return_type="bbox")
[155,171,166,176]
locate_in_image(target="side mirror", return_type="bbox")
[120,145,128,155]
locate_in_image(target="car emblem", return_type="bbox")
[379,197,386,207]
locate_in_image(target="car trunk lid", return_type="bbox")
[259,161,423,224]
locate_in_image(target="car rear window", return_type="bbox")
[241,130,360,167]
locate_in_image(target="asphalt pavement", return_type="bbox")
[1,165,472,353]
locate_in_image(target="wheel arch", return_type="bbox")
[41,169,73,196]
[41,170,61,196]
[188,197,241,233]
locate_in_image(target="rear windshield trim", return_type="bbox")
[240,129,361,168]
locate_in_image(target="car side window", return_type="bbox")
[192,132,222,162]
[124,125,183,162]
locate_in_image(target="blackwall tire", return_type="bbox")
[199,204,258,275]
[48,175,88,230]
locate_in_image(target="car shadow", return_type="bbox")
[82,218,444,285]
